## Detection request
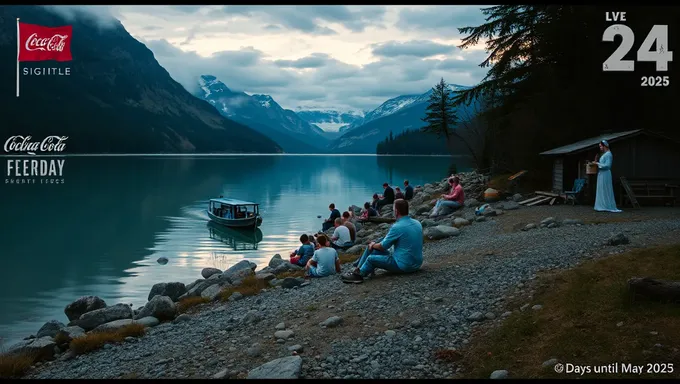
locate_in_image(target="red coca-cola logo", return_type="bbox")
[25,33,69,52]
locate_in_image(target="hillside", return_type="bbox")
[330,86,476,154]
[0,6,281,154]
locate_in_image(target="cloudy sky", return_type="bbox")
[68,5,491,113]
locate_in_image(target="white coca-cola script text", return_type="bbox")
[4,136,68,155]
[25,33,69,52]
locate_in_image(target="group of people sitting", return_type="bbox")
[285,175,465,282]
[290,198,424,283]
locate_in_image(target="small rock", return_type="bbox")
[501,311,512,318]
[616,321,624,327]
[384,330,396,337]
[607,233,630,246]
[213,369,229,379]
[157,257,169,265]
[531,305,543,311]
[540,217,555,226]
[247,343,262,357]
[281,277,302,289]
[512,193,523,202]
[288,344,304,353]
[547,223,558,229]
[542,358,559,368]
[467,312,484,322]
[490,370,509,379]
[274,330,295,340]
[229,292,244,301]
[319,316,343,328]
[275,322,286,330]
[173,314,191,323]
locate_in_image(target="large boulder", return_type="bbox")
[148,282,187,302]
[135,295,176,321]
[93,319,135,332]
[36,320,65,339]
[200,284,223,301]
[425,225,460,240]
[274,262,304,275]
[420,219,437,228]
[201,267,223,279]
[269,254,286,269]
[8,337,57,360]
[247,356,302,379]
[54,326,85,344]
[64,296,107,322]
[75,303,133,331]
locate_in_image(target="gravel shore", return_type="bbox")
[25,208,680,379]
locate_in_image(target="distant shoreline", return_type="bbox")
[0,153,464,158]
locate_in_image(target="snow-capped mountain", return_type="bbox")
[330,85,475,153]
[196,75,328,152]
[295,109,365,132]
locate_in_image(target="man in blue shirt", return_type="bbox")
[342,199,423,284]
[322,203,341,232]
[289,234,315,266]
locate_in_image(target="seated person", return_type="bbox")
[322,203,341,232]
[395,187,405,200]
[306,235,341,278]
[289,234,315,266]
[359,202,378,221]
[430,176,465,217]
[343,199,423,284]
[376,183,395,210]
[403,180,414,200]
[371,194,380,210]
[308,233,319,249]
[330,218,353,250]
[341,211,356,243]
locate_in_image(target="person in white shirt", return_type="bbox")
[306,234,341,278]
[330,218,353,250]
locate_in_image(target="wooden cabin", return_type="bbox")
[539,130,680,205]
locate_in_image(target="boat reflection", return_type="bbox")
[207,221,263,251]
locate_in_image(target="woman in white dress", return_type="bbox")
[593,140,622,212]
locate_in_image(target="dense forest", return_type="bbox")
[447,5,680,174]
[375,129,451,155]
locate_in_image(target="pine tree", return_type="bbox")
[421,78,458,151]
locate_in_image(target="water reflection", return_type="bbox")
[207,221,264,251]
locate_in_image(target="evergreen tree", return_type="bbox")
[421,78,458,151]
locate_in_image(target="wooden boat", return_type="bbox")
[207,198,263,228]
[207,221,263,250]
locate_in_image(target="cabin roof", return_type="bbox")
[210,198,258,206]
[539,130,643,156]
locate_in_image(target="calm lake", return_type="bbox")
[0,155,468,346]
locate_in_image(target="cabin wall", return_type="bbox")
[552,158,564,193]
[555,134,680,202]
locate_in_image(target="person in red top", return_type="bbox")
[430,176,465,217]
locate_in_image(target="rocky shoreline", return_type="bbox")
[5,173,680,379]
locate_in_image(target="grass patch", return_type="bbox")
[219,275,269,301]
[0,351,38,378]
[69,323,146,355]
[177,296,210,314]
[457,244,680,379]
[277,270,306,279]
[339,252,361,264]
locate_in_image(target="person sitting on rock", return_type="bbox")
[322,203,341,232]
[376,183,395,210]
[430,176,465,217]
[289,234,315,266]
[306,234,341,278]
[308,233,319,249]
[403,180,414,200]
[359,202,378,221]
[371,193,380,210]
[330,217,353,250]
[395,187,405,200]
[342,199,423,284]
[341,211,357,243]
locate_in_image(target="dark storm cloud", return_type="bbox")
[371,40,456,58]
[396,5,489,34]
